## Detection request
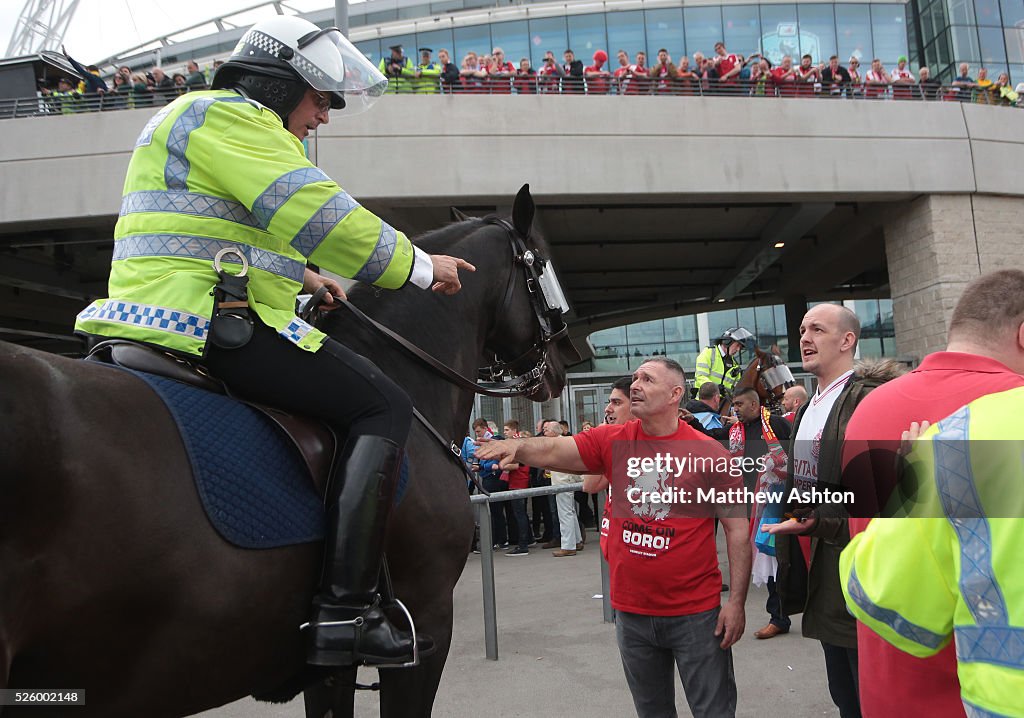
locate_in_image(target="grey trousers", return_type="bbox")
[615,607,736,718]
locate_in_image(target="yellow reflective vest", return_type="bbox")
[840,386,1024,718]
[694,345,741,394]
[414,62,441,94]
[76,90,416,356]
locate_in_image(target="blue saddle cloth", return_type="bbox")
[133,370,326,549]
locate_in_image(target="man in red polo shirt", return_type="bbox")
[713,42,741,92]
[840,269,1024,718]
[477,357,750,717]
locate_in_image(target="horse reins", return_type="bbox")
[303,216,571,494]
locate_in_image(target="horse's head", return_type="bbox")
[750,347,796,405]
[476,185,580,402]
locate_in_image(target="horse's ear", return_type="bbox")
[450,206,471,222]
[511,184,534,238]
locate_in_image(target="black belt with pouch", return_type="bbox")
[209,247,254,350]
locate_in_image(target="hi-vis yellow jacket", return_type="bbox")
[76,90,417,356]
[840,386,1024,718]
[694,345,741,395]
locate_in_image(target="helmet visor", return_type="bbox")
[290,27,388,113]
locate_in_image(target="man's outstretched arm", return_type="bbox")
[474,435,588,474]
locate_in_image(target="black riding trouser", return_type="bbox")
[203,320,412,447]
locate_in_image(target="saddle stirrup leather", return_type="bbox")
[302,434,432,667]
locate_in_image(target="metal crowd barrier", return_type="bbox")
[3,78,1019,120]
[470,482,613,660]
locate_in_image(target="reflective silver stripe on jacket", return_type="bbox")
[290,190,359,257]
[845,564,947,650]
[164,95,249,190]
[120,190,261,227]
[114,234,305,283]
[251,166,331,229]
[353,222,398,283]
[934,406,1009,627]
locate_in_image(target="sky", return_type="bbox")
[1,0,354,63]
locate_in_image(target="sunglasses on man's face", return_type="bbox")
[311,91,332,113]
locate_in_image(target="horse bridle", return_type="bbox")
[476,216,574,396]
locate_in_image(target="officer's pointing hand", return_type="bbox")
[430,254,476,295]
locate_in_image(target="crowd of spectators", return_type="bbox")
[23,43,1024,117]
[33,58,222,115]
[381,40,1024,106]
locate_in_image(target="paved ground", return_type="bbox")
[199,530,837,717]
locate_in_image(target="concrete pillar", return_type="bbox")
[883,195,983,360]
[783,295,807,363]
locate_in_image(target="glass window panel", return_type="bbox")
[951,25,982,63]
[665,342,700,374]
[836,4,873,64]
[489,21,530,66]
[529,17,569,68]
[664,315,699,343]
[399,4,431,20]
[355,39,382,66]
[684,6,724,61]
[936,28,956,69]
[416,29,455,61]
[431,0,466,14]
[753,305,777,339]
[759,4,800,66]
[947,0,977,24]
[707,309,740,342]
[568,14,609,61]
[871,4,909,65]
[979,26,1008,64]
[626,319,666,344]
[607,10,647,59]
[736,307,757,333]
[594,355,631,373]
[723,5,762,56]
[454,25,491,65]
[1006,28,1024,63]
[975,0,1004,24]
[591,326,627,346]
[645,9,685,64]
[1011,63,1024,83]
[797,4,837,62]
[1002,0,1024,26]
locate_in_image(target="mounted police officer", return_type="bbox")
[75,14,473,668]
[693,327,756,405]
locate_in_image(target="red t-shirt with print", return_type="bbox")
[574,419,742,616]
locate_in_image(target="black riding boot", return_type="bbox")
[306,435,428,666]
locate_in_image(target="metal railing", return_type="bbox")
[4,77,1020,120]
[470,482,612,660]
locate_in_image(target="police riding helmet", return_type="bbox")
[717,327,756,352]
[211,15,388,124]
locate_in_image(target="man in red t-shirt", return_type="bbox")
[612,49,631,94]
[625,51,650,95]
[584,49,610,95]
[487,47,515,94]
[771,55,799,97]
[795,53,820,96]
[840,270,1024,718]
[477,357,751,717]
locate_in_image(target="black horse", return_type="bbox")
[0,186,576,717]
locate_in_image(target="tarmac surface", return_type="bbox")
[199,529,837,717]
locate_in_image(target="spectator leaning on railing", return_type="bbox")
[185,60,207,90]
[975,67,993,104]
[487,47,515,94]
[437,49,459,93]
[514,58,536,95]
[916,66,942,100]
[584,50,610,95]
[821,55,851,97]
[865,58,890,98]
[649,48,678,95]
[953,62,975,101]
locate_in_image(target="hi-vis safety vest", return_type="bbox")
[840,386,1024,718]
[76,90,415,356]
[694,345,741,394]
